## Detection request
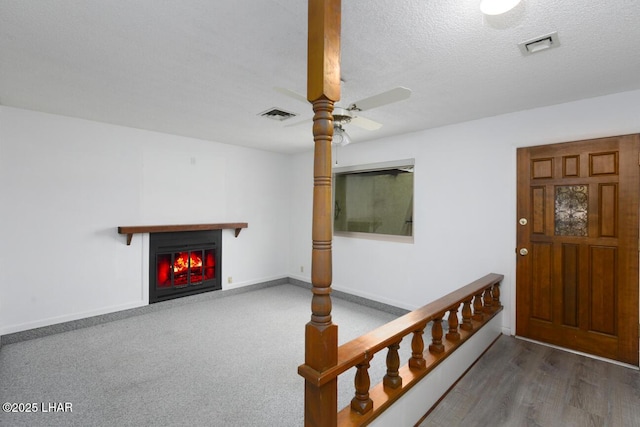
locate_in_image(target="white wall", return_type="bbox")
[3,90,639,337]
[0,106,291,335]
[289,89,640,335]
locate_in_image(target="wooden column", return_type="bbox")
[304,1,341,426]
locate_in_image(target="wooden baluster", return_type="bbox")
[472,292,484,321]
[409,325,426,370]
[445,305,460,342]
[460,298,473,331]
[483,287,494,313]
[492,283,502,308]
[351,354,373,415]
[429,313,445,354]
[383,341,402,389]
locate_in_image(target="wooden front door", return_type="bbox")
[516,134,639,365]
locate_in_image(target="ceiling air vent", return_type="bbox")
[259,108,297,121]
[518,31,560,56]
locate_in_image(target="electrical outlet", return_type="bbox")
[300,266,304,273]
[227,276,232,284]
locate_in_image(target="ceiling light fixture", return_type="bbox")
[480,0,521,15]
[333,124,351,147]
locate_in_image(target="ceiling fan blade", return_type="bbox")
[273,86,308,104]
[350,87,411,111]
[350,115,383,131]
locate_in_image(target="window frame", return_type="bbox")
[332,159,415,243]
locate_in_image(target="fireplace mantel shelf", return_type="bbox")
[117,223,248,246]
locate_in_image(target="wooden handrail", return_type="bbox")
[299,273,504,426]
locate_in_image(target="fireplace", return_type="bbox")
[149,230,221,303]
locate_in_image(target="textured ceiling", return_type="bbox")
[1,1,639,153]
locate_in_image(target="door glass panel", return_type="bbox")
[555,185,588,236]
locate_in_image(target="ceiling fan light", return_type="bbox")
[333,125,351,147]
[480,0,521,15]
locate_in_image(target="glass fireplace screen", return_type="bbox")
[156,249,216,288]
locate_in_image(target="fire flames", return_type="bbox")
[173,252,202,273]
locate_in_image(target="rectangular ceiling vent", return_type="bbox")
[518,31,560,56]
[259,108,297,121]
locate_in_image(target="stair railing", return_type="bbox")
[299,273,504,426]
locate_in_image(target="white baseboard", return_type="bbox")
[222,274,288,291]
[0,300,147,336]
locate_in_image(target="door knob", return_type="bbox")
[519,248,529,256]
[519,218,528,225]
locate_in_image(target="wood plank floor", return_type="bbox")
[417,335,640,427]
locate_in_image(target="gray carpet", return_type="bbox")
[0,284,410,426]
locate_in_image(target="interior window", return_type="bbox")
[333,160,414,241]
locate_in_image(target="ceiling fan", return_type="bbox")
[274,86,412,145]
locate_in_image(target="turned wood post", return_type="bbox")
[483,287,494,313]
[472,292,484,321]
[429,313,445,354]
[351,354,373,414]
[460,298,473,331]
[492,283,502,308]
[409,325,426,370]
[446,305,460,342]
[383,341,402,389]
[304,1,341,426]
